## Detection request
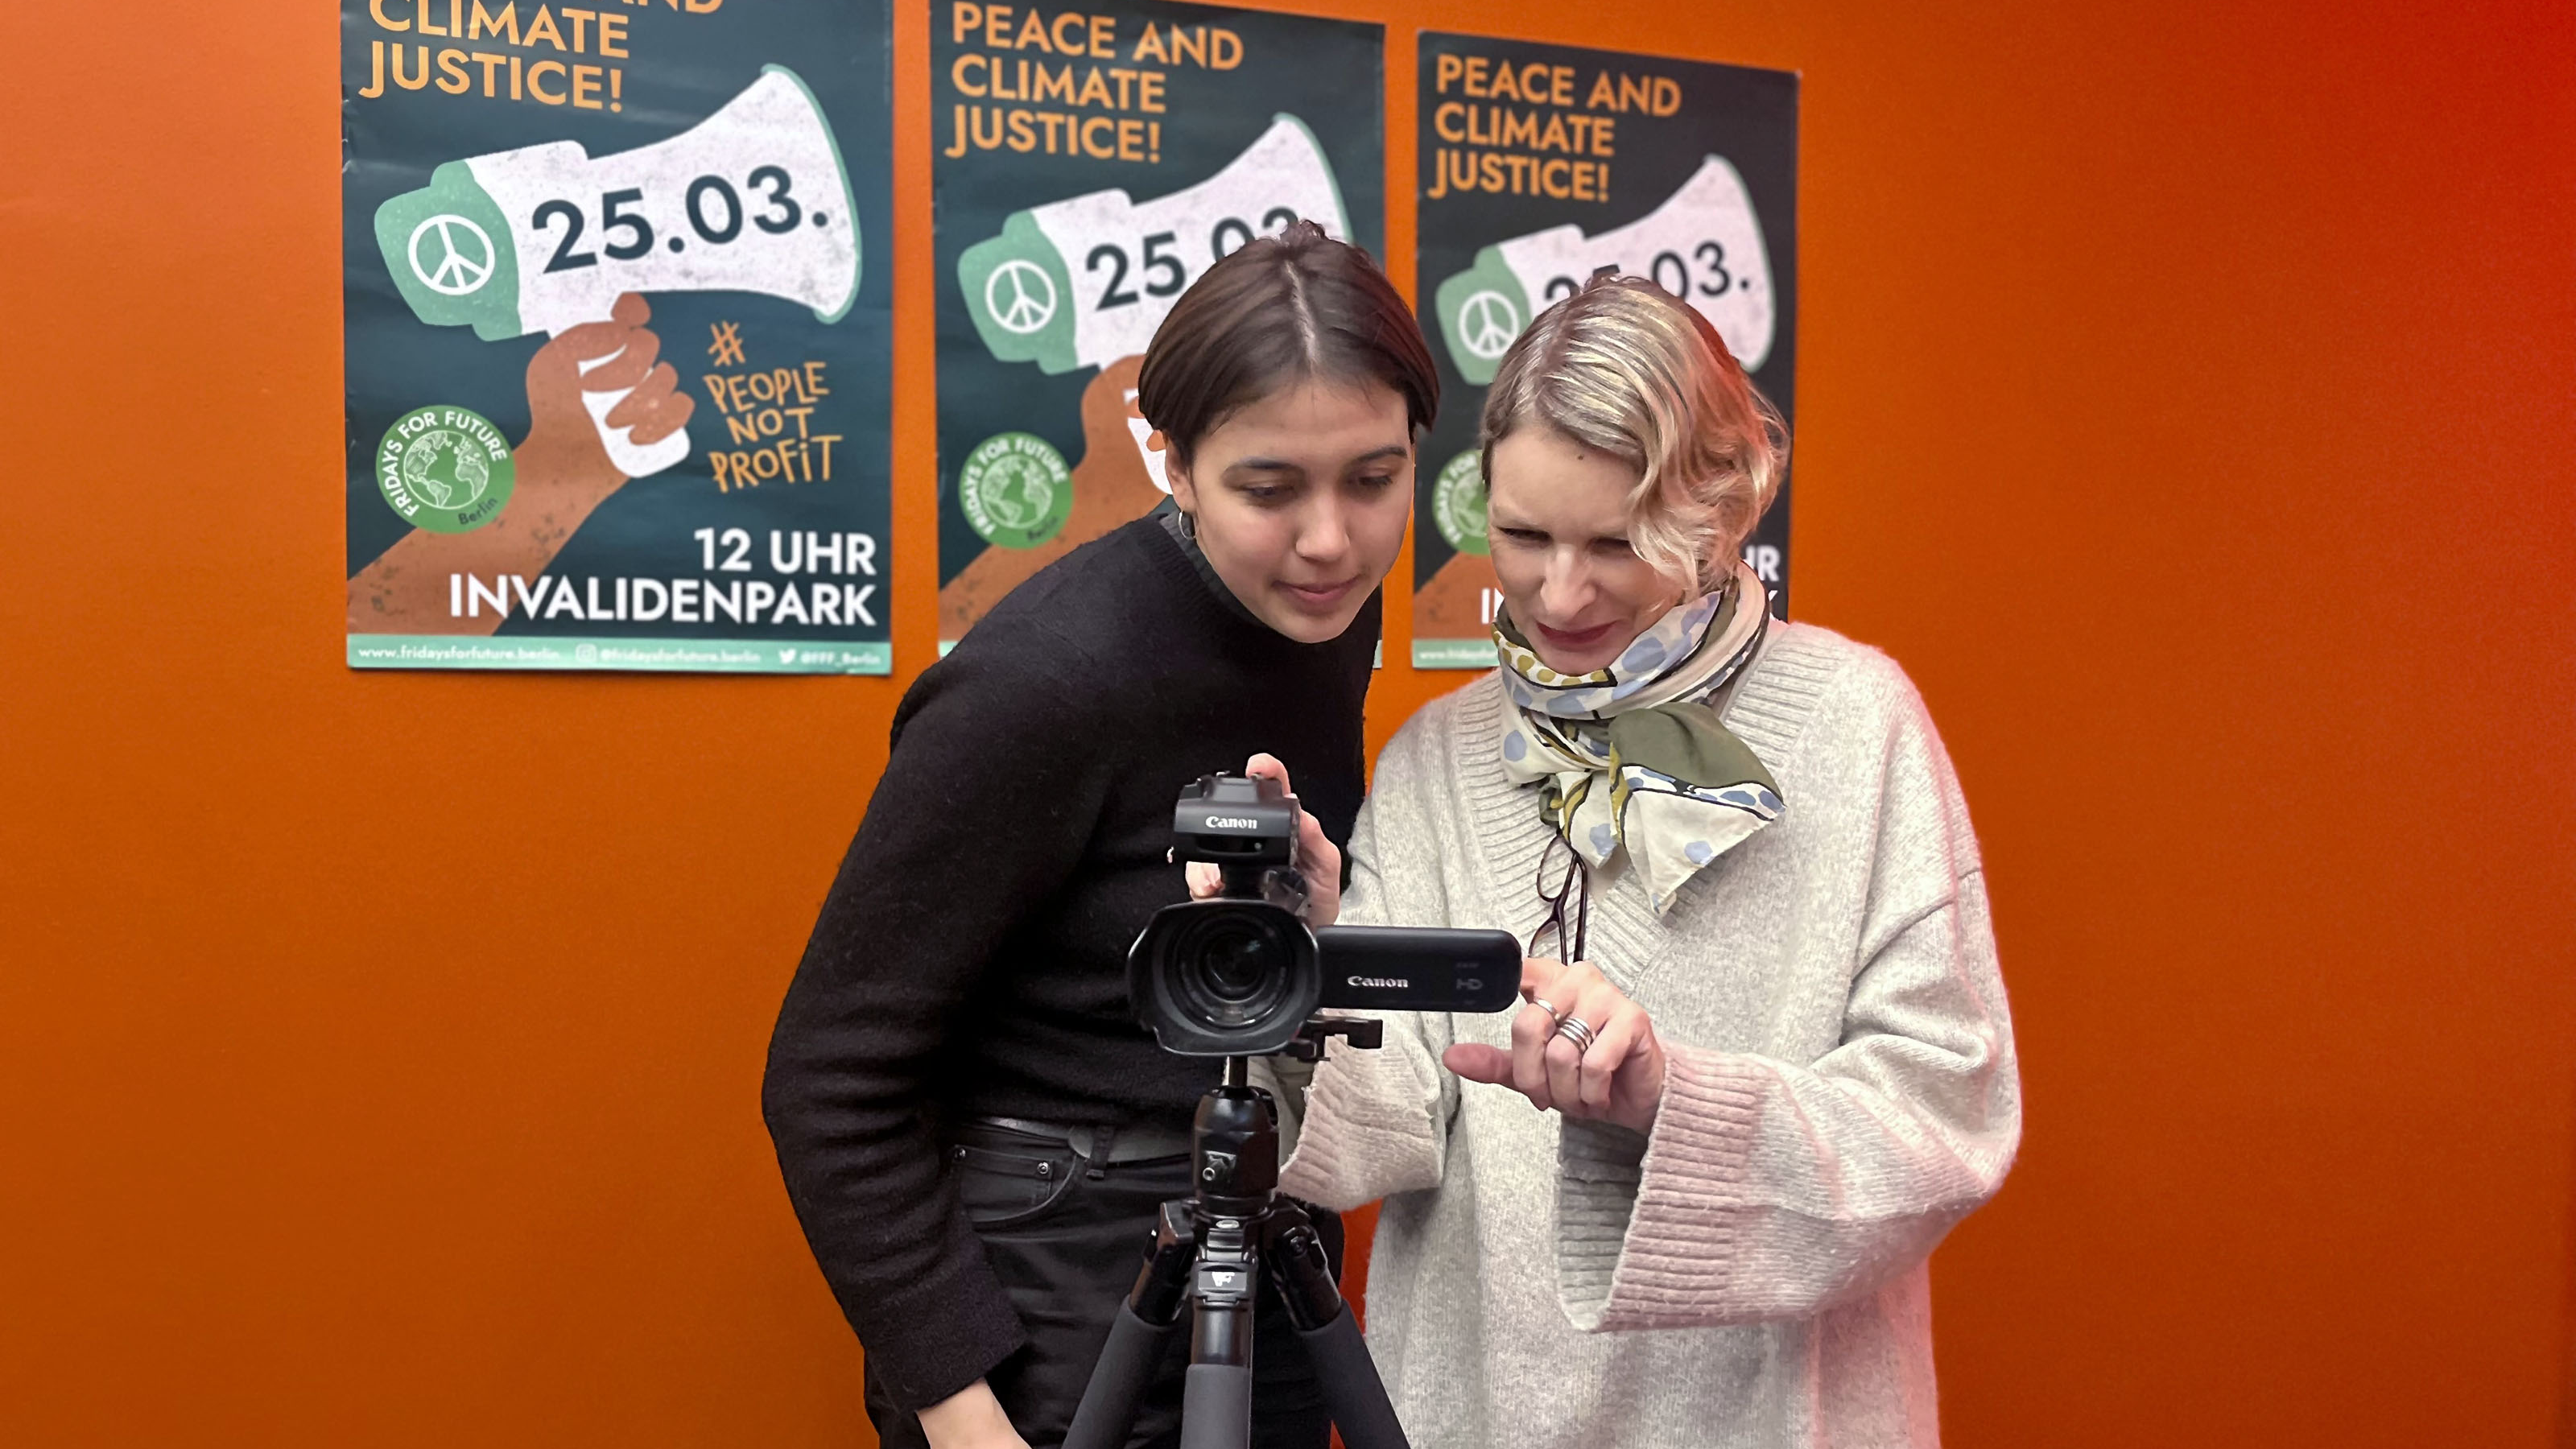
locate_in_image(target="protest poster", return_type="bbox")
[344,0,895,674]
[1414,35,1796,667]
[933,2,1385,648]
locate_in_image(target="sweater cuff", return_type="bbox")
[1278,1042,1441,1211]
[1554,1117,1648,1329]
[848,1245,1031,1414]
[1555,1043,1764,1331]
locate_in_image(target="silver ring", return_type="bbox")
[1554,1015,1597,1054]
[1528,997,1562,1025]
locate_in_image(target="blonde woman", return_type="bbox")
[1275,275,2021,1447]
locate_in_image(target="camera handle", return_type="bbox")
[1063,1033,1410,1449]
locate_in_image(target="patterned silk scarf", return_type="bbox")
[1495,559,1784,914]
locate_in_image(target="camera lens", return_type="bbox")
[1128,897,1323,1056]
[1197,922,1281,1001]
[1170,910,1300,1028]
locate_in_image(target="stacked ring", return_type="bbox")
[1554,1015,1597,1054]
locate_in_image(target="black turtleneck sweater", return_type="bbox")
[762,517,1378,1411]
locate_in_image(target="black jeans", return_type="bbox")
[865,1121,1343,1449]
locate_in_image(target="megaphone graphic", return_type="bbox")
[373,66,860,479]
[1434,155,1774,386]
[956,114,1346,376]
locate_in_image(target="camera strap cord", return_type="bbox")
[1527,832,1591,965]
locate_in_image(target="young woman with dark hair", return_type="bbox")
[762,222,1436,1449]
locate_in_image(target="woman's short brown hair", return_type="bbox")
[1137,221,1437,469]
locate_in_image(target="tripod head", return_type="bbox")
[1194,1017,1379,1213]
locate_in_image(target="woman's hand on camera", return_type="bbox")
[1183,753,1344,927]
[915,1380,1031,1449]
[1442,958,1668,1134]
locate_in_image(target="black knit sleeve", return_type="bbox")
[761,632,1113,1411]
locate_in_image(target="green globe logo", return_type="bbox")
[960,431,1073,549]
[979,454,1056,530]
[400,429,492,510]
[1430,451,1490,555]
[375,406,515,535]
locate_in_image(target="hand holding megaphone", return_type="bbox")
[346,290,696,635]
[521,293,696,487]
[552,297,694,480]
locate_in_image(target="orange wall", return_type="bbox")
[3,2,2572,1445]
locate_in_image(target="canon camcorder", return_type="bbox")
[1126,774,1521,1056]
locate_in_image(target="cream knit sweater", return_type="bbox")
[1277,622,2021,1448]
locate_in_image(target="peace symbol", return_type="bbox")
[985,258,1059,335]
[1457,289,1523,361]
[407,214,497,298]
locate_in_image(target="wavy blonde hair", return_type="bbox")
[1480,275,1787,594]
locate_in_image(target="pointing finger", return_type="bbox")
[1443,1043,1515,1088]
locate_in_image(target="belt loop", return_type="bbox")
[1086,1124,1113,1179]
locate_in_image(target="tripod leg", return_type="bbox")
[1262,1207,1410,1449]
[1290,1308,1406,1449]
[1065,1201,1196,1449]
[1179,1362,1253,1449]
[1179,1216,1259,1449]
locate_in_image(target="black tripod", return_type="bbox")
[1062,1018,1410,1449]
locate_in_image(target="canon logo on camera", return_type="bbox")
[1346,975,1410,989]
[1203,815,1260,829]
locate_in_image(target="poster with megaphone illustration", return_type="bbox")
[932,1,1383,648]
[342,0,893,674]
[1413,35,1797,668]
